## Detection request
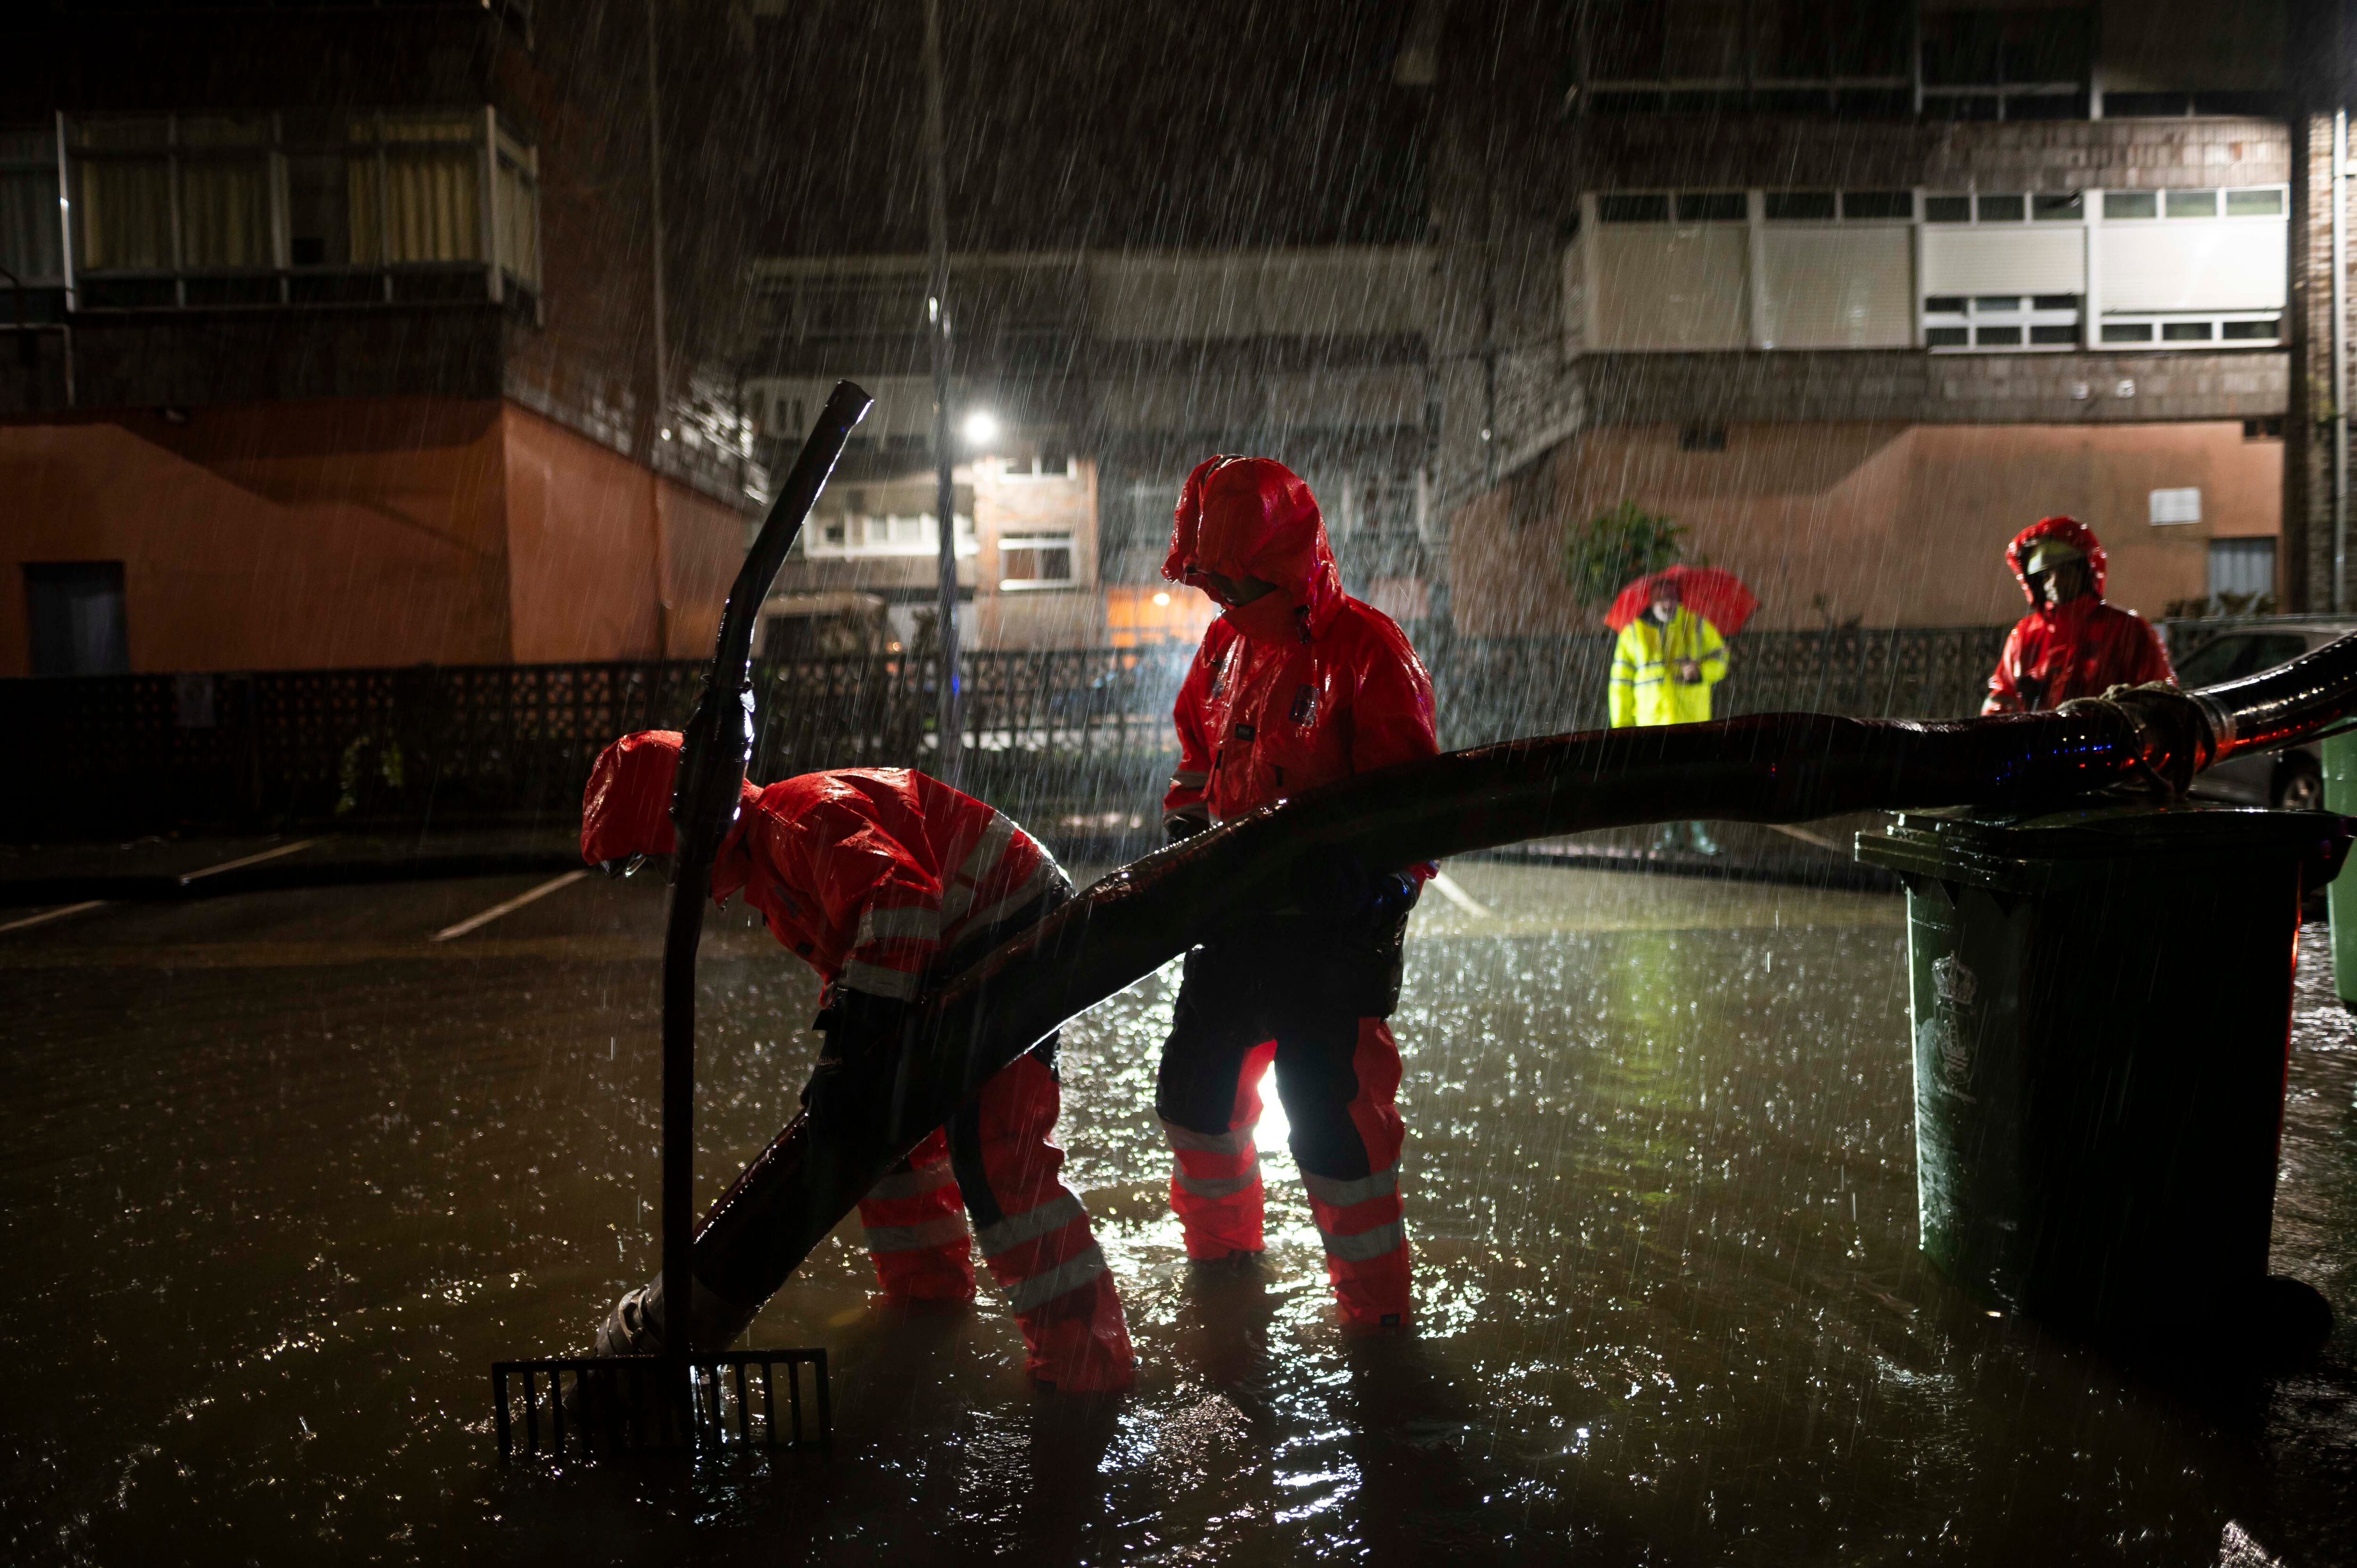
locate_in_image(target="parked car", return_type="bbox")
[2176,621,2357,810]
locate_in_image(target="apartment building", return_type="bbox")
[746,248,1434,651]
[0,1,762,677]
[1424,0,2341,634]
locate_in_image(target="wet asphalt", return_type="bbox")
[1,845,2352,1566]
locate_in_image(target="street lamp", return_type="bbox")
[962,410,999,447]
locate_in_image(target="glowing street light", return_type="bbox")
[962,410,999,446]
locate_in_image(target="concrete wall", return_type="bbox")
[2,396,745,674]
[499,404,745,661]
[1451,420,2281,636]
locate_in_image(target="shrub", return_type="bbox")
[1562,501,1688,609]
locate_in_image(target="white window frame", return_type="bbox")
[997,531,1079,591]
[1576,181,2287,358]
[2088,183,2288,350]
[804,509,977,560]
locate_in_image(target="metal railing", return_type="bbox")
[0,629,2012,837]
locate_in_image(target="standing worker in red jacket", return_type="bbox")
[1155,455,1440,1328]
[580,733,1136,1392]
[1983,515,2176,714]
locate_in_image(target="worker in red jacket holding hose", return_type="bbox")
[1155,455,1440,1328]
[580,732,1136,1392]
[1984,515,2175,714]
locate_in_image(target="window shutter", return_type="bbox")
[1591,224,1749,351]
[1920,226,2086,295]
[1759,228,1912,348]
[2100,223,2286,312]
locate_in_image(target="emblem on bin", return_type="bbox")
[1924,957,1979,1095]
[1931,955,1977,1007]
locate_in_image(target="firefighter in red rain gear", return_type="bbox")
[580,732,1136,1392]
[1984,515,2176,714]
[1155,455,1439,1328]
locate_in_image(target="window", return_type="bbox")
[1842,191,1913,220]
[0,127,66,321]
[1599,193,1671,223]
[2106,91,2283,120]
[1574,0,1912,118]
[1764,191,1836,222]
[2096,184,2287,349]
[1575,178,2278,357]
[24,562,130,677]
[1919,5,2092,122]
[1586,194,1749,350]
[1675,191,1746,222]
[1923,293,2080,351]
[999,533,1076,590]
[802,484,978,559]
[999,453,1075,480]
[2208,539,2277,601]
[61,109,538,311]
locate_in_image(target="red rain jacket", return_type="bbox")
[581,731,1064,1001]
[1984,516,2175,714]
[1159,456,1438,846]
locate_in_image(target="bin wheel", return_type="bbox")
[2274,757,2324,813]
[2218,1275,2334,1367]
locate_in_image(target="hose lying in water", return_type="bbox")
[614,637,2357,1349]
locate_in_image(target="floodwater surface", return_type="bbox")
[2,861,2353,1564]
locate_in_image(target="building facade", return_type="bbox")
[0,1,763,677]
[1425,0,2351,634]
[745,247,1436,650]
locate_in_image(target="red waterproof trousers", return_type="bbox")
[1154,935,1412,1325]
[857,1042,1133,1392]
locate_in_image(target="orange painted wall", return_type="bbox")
[1450,421,2282,635]
[2,400,513,674]
[3,397,751,675]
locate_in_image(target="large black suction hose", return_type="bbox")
[658,380,870,1352]
[680,631,2357,1324]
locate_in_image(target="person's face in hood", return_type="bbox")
[1206,569,1299,643]
[1648,582,1680,623]
[2034,558,2093,607]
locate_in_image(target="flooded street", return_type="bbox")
[4,859,2354,1565]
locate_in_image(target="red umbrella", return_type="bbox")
[1604,564,1759,637]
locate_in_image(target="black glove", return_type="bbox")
[1287,845,1419,934]
[800,986,917,1131]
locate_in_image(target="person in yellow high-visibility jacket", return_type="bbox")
[1607,576,1728,853]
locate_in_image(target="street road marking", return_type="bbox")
[430,870,590,943]
[1427,870,1492,918]
[0,900,107,935]
[1766,823,1845,853]
[179,838,321,883]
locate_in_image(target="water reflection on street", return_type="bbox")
[2,860,2351,1564]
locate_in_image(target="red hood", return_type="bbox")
[1162,455,1346,637]
[2004,515,2109,607]
[581,729,758,865]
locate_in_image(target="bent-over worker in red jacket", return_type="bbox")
[1156,455,1440,1328]
[1984,515,2175,714]
[581,733,1136,1392]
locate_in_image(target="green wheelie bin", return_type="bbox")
[2326,729,2357,1004]
[1857,802,2348,1343]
